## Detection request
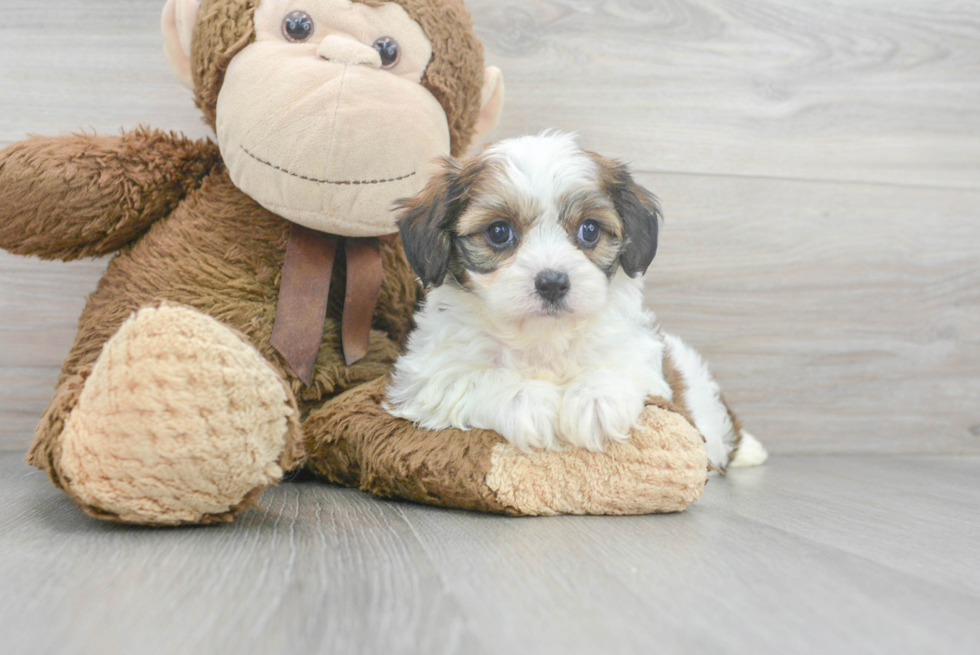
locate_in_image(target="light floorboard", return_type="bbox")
[1,453,978,655]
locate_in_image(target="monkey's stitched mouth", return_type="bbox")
[241,145,417,186]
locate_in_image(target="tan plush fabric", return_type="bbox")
[486,404,708,516]
[303,378,708,516]
[382,0,487,157]
[191,0,486,157]
[58,305,302,525]
[468,65,505,155]
[162,0,199,89]
[217,3,452,236]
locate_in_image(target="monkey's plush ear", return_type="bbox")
[464,67,505,156]
[162,0,200,90]
[593,155,662,278]
[396,158,464,288]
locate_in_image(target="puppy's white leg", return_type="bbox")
[492,378,564,451]
[559,371,647,451]
[662,334,742,470]
[388,369,563,452]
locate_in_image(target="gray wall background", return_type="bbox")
[1,0,978,454]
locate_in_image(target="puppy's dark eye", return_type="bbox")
[282,11,315,43]
[486,221,515,248]
[373,37,400,69]
[578,220,601,247]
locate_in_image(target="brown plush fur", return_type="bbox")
[0,129,220,261]
[0,0,490,523]
[6,132,419,519]
[191,0,259,129]
[305,378,708,516]
[191,0,485,156]
[304,378,514,513]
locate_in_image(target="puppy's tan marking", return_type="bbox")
[557,191,625,275]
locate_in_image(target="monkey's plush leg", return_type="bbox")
[28,304,304,525]
[0,129,220,261]
[303,379,708,516]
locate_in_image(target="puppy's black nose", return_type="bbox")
[535,270,571,303]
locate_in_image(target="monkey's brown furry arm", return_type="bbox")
[0,127,221,261]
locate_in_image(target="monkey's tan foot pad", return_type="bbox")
[57,304,302,526]
[303,378,708,516]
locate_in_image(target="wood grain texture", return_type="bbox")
[4,176,977,454]
[2,453,979,655]
[0,2,212,145]
[471,0,980,189]
[1,0,979,454]
[645,173,980,455]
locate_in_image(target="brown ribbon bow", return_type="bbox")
[271,224,384,386]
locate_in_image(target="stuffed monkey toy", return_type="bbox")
[0,0,707,525]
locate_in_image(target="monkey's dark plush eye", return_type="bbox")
[373,37,400,69]
[578,220,601,247]
[486,222,515,248]
[282,11,315,43]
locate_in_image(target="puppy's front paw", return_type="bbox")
[559,378,646,452]
[497,381,562,452]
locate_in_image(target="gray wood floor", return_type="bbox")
[2,0,979,455]
[1,452,978,655]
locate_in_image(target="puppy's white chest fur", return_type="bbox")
[483,274,667,388]
[386,271,674,452]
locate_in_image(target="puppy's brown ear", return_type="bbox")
[593,155,663,278]
[396,157,464,288]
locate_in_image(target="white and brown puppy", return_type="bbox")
[385,133,767,470]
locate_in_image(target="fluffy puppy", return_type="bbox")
[385,133,767,471]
